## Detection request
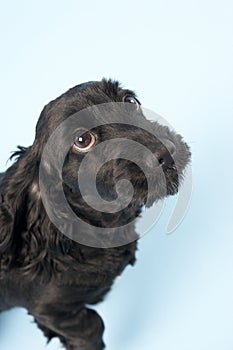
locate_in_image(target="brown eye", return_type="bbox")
[123,95,140,110]
[73,131,96,152]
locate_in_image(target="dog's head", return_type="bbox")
[35,79,191,234]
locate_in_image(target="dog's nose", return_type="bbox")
[155,140,176,169]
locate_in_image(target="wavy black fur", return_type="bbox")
[0,79,191,350]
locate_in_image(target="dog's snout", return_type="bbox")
[155,140,176,169]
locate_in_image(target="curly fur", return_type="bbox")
[0,79,191,350]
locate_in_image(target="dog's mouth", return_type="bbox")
[93,162,180,210]
[162,165,180,195]
[128,164,180,208]
[62,161,184,229]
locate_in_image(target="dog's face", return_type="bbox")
[36,79,191,229]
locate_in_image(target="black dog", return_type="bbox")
[0,79,191,349]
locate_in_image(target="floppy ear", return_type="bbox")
[0,145,40,276]
[0,196,14,275]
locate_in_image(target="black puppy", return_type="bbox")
[0,79,191,350]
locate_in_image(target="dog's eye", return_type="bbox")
[73,131,96,152]
[123,95,140,110]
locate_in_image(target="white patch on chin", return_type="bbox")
[31,182,41,199]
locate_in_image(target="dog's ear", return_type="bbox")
[0,195,15,275]
[0,145,40,275]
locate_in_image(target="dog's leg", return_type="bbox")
[34,307,105,350]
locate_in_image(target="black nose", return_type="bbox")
[155,140,176,169]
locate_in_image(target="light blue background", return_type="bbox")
[0,1,233,349]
